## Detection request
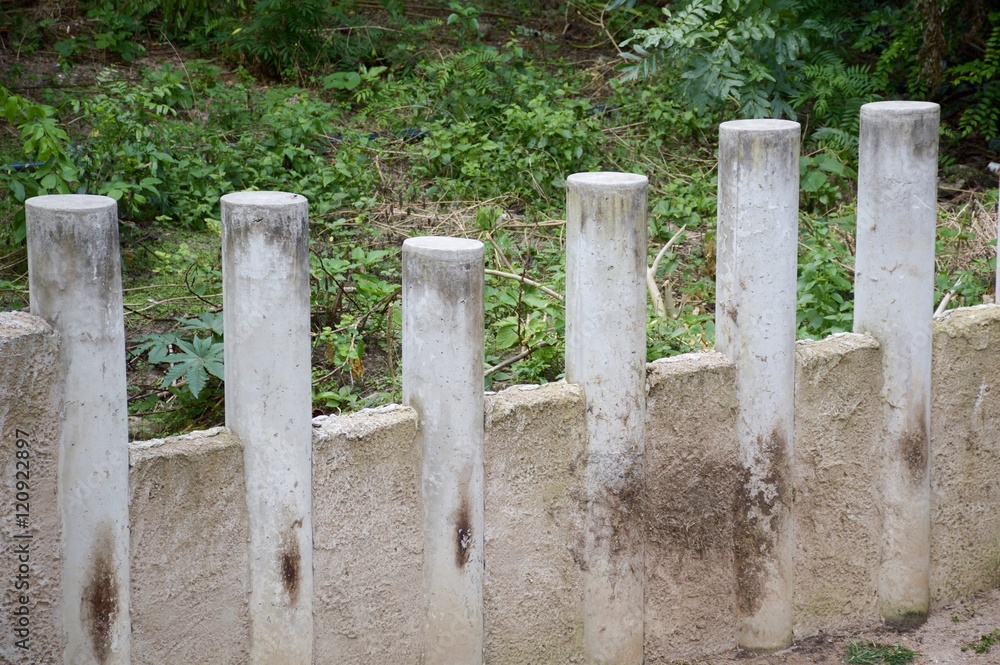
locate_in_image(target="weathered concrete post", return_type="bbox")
[715,120,800,651]
[402,236,485,665]
[993,163,1000,297]
[854,101,939,628]
[565,172,647,665]
[25,195,131,665]
[221,191,313,664]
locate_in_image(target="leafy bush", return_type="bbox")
[130,312,225,431]
[0,87,79,243]
[620,0,817,119]
[54,2,147,62]
[86,0,241,38]
[225,0,334,80]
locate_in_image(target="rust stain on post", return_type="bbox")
[455,492,472,568]
[279,523,302,605]
[899,410,929,484]
[81,530,118,664]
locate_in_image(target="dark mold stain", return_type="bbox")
[279,527,301,605]
[899,410,928,484]
[576,454,644,563]
[884,609,928,631]
[733,428,789,616]
[645,457,734,559]
[81,530,118,664]
[403,254,484,318]
[605,464,643,553]
[455,494,473,568]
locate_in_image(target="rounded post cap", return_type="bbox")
[403,236,484,262]
[567,172,647,190]
[25,194,116,212]
[221,191,308,207]
[861,101,940,117]
[719,119,800,135]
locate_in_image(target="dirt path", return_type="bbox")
[670,589,1000,664]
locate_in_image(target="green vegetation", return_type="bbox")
[1,0,997,435]
[845,640,918,665]
[962,628,1000,654]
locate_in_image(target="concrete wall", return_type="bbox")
[793,333,883,636]
[482,383,587,664]
[929,306,1000,604]
[0,313,64,664]
[124,305,1000,661]
[311,405,422,664]
[644,352,738,660]
[6,306,1000,662]
[129,428,250,665]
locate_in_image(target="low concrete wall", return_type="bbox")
[7,306,1000,663]
[930,305,1000,604]
[644,351,738,660]
[793,333,883,636]
[129,428,250,665]
[311,405,422,664]
[483,383,587,664]
[0,313,63,664]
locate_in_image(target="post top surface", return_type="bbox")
[403,236,484,260]
[719,119,800,133]
[221,191,308,207]
[567,172,647,188]
[25,194,116,211]
[861,100,939,116]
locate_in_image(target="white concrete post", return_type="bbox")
[565,172,647,665]
[854,101,939,628]
[715,120,800,651]
[992,163,1000,297]
[221,191,313,664]
[402,237,485,665]
[25,195,131,665]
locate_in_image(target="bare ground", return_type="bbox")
[671,589,1000,664]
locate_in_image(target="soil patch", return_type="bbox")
[672,590,1000,664]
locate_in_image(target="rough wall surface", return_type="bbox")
[15,305,1000,664]
[644,352,739,660]
[0,312,63,665]
[930,305,1000,604]
[129,427,250,665]
[793,333,883,636]
[311,405,423,664]
[483,382,587,664]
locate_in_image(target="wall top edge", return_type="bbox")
[485,381,584,424]
[933,303,1000,338]
[0,310,54,339]
[795,331,880,368]
[647,350,733,386]
[129,426,237,466]
[313,403,417,442]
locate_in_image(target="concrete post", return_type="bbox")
[25,195,131,665]
[565,172,647,665]
[221,191,313,664]
[992,164,1000,297]
[402,236,485,665]
[854,101,939,628]
[715,120,800,651]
